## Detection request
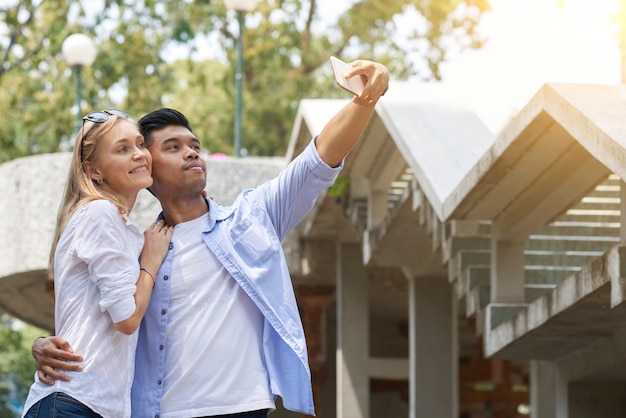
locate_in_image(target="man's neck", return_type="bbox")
[160,195,209,226]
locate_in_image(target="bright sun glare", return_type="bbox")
[439,0,621,133]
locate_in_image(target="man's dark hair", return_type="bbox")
[138,108,193,146]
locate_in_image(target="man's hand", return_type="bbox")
[315,59,390,166]
[344,60,390,106]
[32,336,83,385]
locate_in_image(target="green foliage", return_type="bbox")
[0,314,45,417]
[164,60,233,154]
[328,176,350,198]
[0,0,490,161]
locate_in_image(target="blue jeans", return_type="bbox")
[23,392,102,418]
[201,410,268,418]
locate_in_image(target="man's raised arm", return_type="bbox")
[315,59,390,168]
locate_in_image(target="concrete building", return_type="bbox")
[3,82,626,417]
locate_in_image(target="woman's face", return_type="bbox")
[91,119,153,204]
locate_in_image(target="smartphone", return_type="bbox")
[330,56,364,96]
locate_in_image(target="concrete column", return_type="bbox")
[530,361,568,418]
[336,243,369,418]
[490,222,525,303]
[619,179,626,243]
[368,190,387,228]
[407,273,457,418]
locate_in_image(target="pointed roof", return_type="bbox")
[444,83,626,240]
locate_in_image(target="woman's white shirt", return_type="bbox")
[22,200,144,418]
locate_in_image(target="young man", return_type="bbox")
[32,59,389,417]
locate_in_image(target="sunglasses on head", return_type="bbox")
[82,109,129,126]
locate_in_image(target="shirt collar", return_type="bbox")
[204,197,235,231]
[155,197,235,232]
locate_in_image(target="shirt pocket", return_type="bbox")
[230,218,279,263]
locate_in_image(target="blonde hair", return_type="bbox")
[48,115,138,282]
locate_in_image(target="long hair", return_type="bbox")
[48,115,138,282]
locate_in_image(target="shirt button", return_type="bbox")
[158,379,162,385]
[161,309,166,315]
[164,275,169,281]
[168,243,173,250]
[159,345,164,350]
[155,415,159,418]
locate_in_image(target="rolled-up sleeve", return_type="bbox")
[73,201,142,324]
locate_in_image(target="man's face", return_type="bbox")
[146,125,207,201]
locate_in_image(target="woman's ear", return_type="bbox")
[83,161,101,182]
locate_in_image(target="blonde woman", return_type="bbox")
[22,110,173,418]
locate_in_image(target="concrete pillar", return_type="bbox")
[490,222,525,303]
[530,361,568,418]
[336,243,369,418]
[368,190,387,228]
[619,179,626,243]
[407,273,457,418]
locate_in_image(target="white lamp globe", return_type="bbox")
[224,0,259,12]
[62,34,97,67]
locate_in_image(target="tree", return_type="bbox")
[225,0,491,154]
[0,314,45,417]
[0,0,490,158]
[0,0,74,161]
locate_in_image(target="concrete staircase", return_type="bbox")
[524,174,620,298]
[447,174,621,333]
[343,164,621,337]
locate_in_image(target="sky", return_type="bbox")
[80,0,624,133]
[320,0,622,134]
[433,0,621,133]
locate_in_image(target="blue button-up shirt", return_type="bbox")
[131,139,341,417]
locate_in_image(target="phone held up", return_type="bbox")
[330,56,364,96]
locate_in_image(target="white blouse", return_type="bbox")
[22,199,144,418]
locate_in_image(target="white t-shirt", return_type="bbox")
[22,200,143,418]
[160,213,275,417]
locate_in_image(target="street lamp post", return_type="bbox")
[62,34,97,132]
[224,0,259,157]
